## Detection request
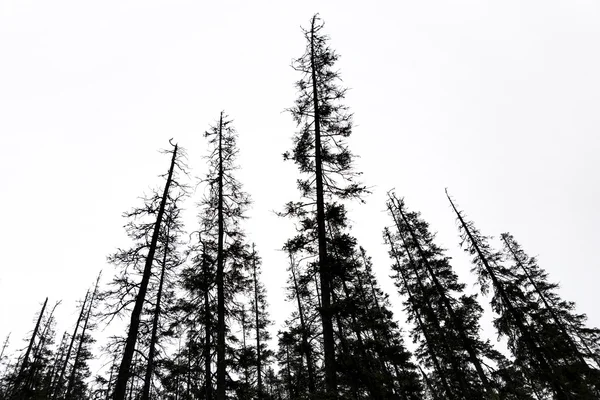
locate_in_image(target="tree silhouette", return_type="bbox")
[283,14,366,397]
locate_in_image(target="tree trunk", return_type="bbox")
[252,245,263,399]
[330,290,360,400]
[48,332,67,393]
[309,14,336,397]
[502,234,591,368]
[54,291,89,399]
[215,112,227,400]
[113,143,178,400]
[105,355,117,400]
[67,273,101,399]
[0,333,10,366]
[288,253,316,394]
[389,206,472,397]
[141,218,171,400]
[391,196,493,396]
[445,191,566,398]
[28,300,60,390]
[202,243,213,400]
[13,297,47,393]
[385,230,455,399]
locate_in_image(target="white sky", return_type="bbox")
[1,0,599,376]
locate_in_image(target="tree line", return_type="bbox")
[1,14,599,400]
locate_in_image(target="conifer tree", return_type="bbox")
[501,233,600,371]
[283,14,366,397]
[280,247,318,397]
[386,193,532,399]
[66,273,101,400]
[140,199,186,400]
[249,245,273,399]
[100,141,186,400]
[0,333,12,397]
[446,190,598,398]
[179,112,253,400]
[53,292,89,400]
[9,297,48,398]
[26,300,60,396]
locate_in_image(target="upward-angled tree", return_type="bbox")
[27,300,60,395]
[9,297,48,397]
[445,190,599,398]
[283,14,366,397]
[141,197,187,400]
[66,273,102,400]
[53,292,89,400]
[0,332,11,395]
[105,140,187,400]
[501,233,600,371]
[386,193,533,399]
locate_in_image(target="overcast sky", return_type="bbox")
[1,0,599,375]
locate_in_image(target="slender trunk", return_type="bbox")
[385,231,455,399]
[252,245,263,399]
[418,367,443,400]
[330,291,360,400]
[67,273,101,399]
[141,219,171,400]
[48,332,67,391]
[340,277,385,398]
[288,253,316,394]
[187,336,192,398]
[389,206,471,398]
[105,356,117,400]
[202,244,213,400]
[113,143,178,400]
[391,196,493,396]
[215,112,227,400]
[13,297,47,393]
[0,333,11,364]
[127,367,134,400]
[314,273,322,309]
[32,303,58,364]
[353,255,401,394]
[284,343,293,398]
[445,192,566,398]
[242,306,249,388]
[28,301,60,390]
[309,15,336,396]
[54,291,89,399]
[325,225,382,399]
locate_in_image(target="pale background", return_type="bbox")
[1,0,599,378]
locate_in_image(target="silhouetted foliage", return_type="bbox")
[4,14,600,400]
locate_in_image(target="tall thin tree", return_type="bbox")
[283,14,366,397]
[112,141,180,400]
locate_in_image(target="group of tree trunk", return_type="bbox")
[2,13,600,400]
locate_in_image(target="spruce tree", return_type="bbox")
[249,245,274,399]
[501,232,600,394]
[502,233,600,364]
[446,190,598,398]
[100,141,186,400]
[66,273,101,400]
[178,112,253,400]
[283,14,366,397]
[53,292,89,400]
[9,297,48,398]
[386,193,532,399]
